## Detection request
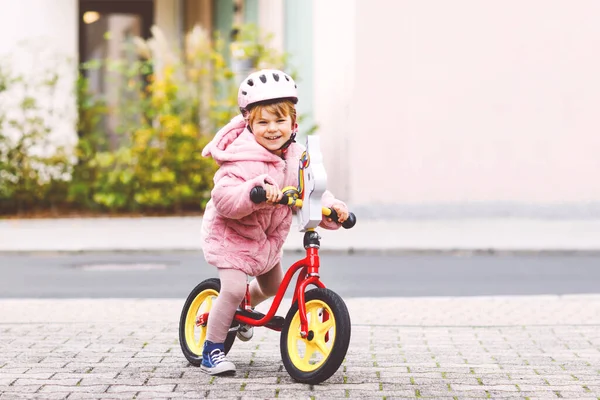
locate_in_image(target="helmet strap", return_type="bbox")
[279,132,297,151]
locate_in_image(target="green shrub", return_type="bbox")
[0,59,72,215]
[0,24,297,216]
[71,24,287,213]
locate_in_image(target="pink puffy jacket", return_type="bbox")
[200,115,345,276]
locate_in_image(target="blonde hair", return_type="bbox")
[247,100,297,127]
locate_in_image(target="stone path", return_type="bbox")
[1,296,599,399]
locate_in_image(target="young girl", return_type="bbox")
[199,69,349,375]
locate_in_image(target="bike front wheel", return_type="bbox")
[178,278,237,366]
[280,288,351,384]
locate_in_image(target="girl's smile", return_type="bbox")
[251,109,293,156]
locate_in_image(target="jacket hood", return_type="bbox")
[201,114,283,164]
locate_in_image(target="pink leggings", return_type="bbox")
[205,263,283,343]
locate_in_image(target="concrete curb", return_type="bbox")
[2,216,600,253]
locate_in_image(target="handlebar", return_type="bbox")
[324,208,357,229]
[250,186,293,206]
[250,186,357,229]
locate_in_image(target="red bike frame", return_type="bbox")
[195,231,325,338]
[234,243,325,337]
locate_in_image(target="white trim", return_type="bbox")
[313,0,356,200]
[258,0,284,53]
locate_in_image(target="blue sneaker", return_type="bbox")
[201,341,236,375]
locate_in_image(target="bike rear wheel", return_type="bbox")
[280,288,351,384]
[178,278,237,366]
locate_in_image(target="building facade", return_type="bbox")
[1,0,599,217]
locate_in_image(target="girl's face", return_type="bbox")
[250,108,294,156]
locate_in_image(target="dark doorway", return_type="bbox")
[78,0,154,144]
[79,0,154,66]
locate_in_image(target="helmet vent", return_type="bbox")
[241,90,247,95]
[273,73,279,82]
[284,75,290,81]
[259,74,267,83]
[247,79,254,86]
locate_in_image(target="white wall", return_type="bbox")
[312,0,356,200]
[0,0,77,57]
[314,0,600,216]
[258,0,284,54]
[0,0,78,152]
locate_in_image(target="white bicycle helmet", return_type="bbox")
[238,69,298,113]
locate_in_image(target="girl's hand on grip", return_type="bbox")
[264,184,283,204]
[329,204,349,224]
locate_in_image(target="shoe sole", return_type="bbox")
[236,326,253,342]
[236,333,253,342]
[200,365,236,375]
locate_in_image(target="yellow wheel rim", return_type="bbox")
[184,289,219,355]
[287,299,336,372]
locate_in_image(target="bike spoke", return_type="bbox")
[303,342,316,363]
[310,309,319,328]
[205,296,213,310]
[318,318,334,336]
[196,329,205,348]
[314,337,329,356]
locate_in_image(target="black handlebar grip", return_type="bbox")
[343,212,357,229]
[328,209,357,229]
[250,186,266,204]
[250,186,289,205]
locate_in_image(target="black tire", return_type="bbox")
[280,288,351,384]
[178,278,237,366]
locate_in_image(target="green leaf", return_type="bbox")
[21,97,37,110]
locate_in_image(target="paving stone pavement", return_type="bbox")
[1,296,599,400]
